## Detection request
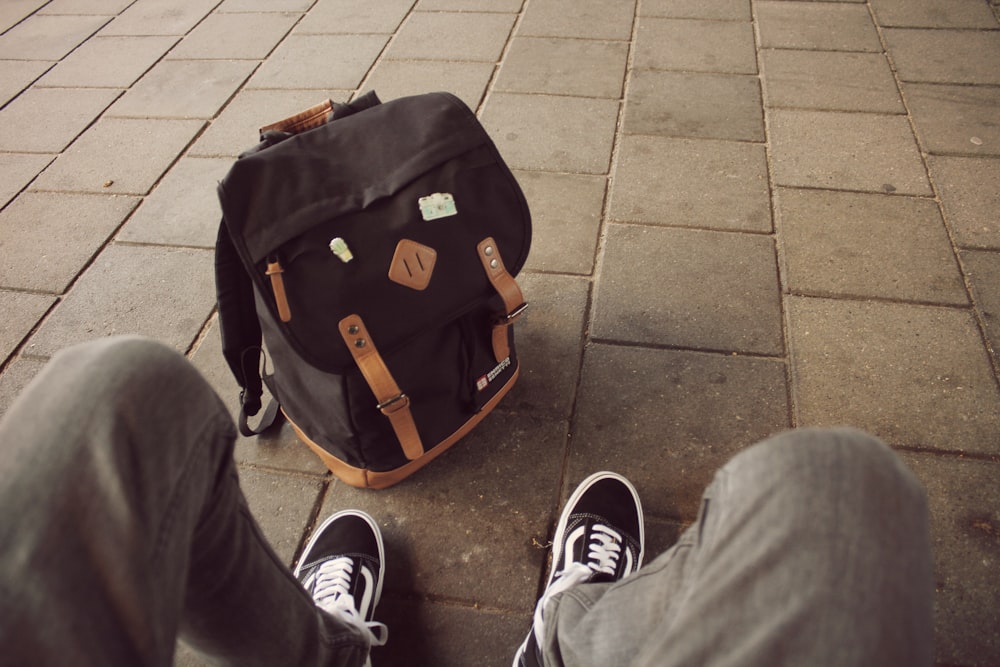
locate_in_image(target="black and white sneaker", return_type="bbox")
[294,510,389,657]
[513,472,644,667]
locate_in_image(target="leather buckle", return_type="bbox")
[497,302,528,325]
[377,393,409,414]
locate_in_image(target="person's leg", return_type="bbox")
[537,427,934,667]
[0,336,371,667]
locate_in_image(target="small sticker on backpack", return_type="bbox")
[476,356,511,391]
[419,193,457,221]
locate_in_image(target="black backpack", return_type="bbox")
[215,92,531,488]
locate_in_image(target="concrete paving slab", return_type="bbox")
[0,357,45,417]
[0,14,108,60]
[494,37,628,99]
[518,0,636,40]
[25,244,215,358]
[903,82,1000,157]
[0,153,52,209]
[417,0,523,10]
[106,59,256,119]
[0,192,139,293]
[190,88,338,157]
[0,87,120,153]
[756,1,882,52]
[776,188,968,305]
[508,273,589,421]
[609,135,771,232]
[640,0,751,20]
[118,157,230,248]
[930,155,1000,250]
[37,35,178,89]
[165,12,299,60]
[592,224,784,355]
[760,50,904,113]
[480,93,620,174]
[361,60,494,111]
[295,0,414,34]
[569,344,790,519]
[29,117,204,196]
[385,11,515,62]
[99,0,219,36]
[238,467,326,565]
[901,452,1000,666]
[40,0,134,13]
[624,70,764,141]
[0,290,54,364]
[516,170,605,275]
[788,296,1000,455]
[769,109,932,195]
[216,0,313,11]
[0,59,52,104]
[634,18,757,74]
[884,28,1000,85]
[870,0,999,28]
[247,34,388,89]
[0,0,47,32]
[961,248,1000,367]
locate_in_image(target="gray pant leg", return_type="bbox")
[0,337,367,667]
[543,427,934,667]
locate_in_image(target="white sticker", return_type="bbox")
[418,193,457,221]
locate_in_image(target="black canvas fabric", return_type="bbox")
[214,92,531,487]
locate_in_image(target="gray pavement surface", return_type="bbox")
[0,0,998,665]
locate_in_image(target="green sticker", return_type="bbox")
[418,193,457,221]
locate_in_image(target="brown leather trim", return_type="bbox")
[260,100,333,136]
[265,261,292,322]
[477,237,526,362]
[388,239,437,291]
[282,366,519,489]
[338,314,424,460]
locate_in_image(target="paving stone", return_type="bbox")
[40,0,134,13]
[216,0,313,11]
[507,273,589,421]
[518,0,635,40]
[624,69,763,141]
[776,188,968,305]
[100,0,219,36]
[480,93,620,174]
[756,1,882,52]
[961,249,1000,368]
[901,453,1000,666]
[761,49,904,113]
[609,135,771,232]
[884,28,1000,85]
[0,192,139,293]
[769,109,932,195]
[237,467,326,565]
[930,155,1000,250]
[360,60,494,111]
[592,224,783,355]
[38,35,178,88]
[107,60,256,119]
[640,0,750,20]
[0,153,52,209]
[515,170,605,275]
[247,34,388,89]
[787,296,1000,455]
[0,14,108,60]
[903,83,1000,157]
[494,37,628,99]
[25,244,216,357]
[570,344,791,519]
[190,88,336,157]
[0,290,54,364]
[166,12,298,59]
[29,117,204,196]
[0,59,52,105]
[0,87,120,153]
[0,357,45,418]
[295,0,415,34]
[385,11,516,61]
[0,0,47,33]
[118,157,231,248]
[417,0,523,10]
[871,0,998,28]
[324,413,569,611]
[634,18,757,74]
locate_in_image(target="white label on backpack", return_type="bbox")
[476,356,511,391]
[419,193,457,221]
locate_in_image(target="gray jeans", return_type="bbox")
[0,338,933,666]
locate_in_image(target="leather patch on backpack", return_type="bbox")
[388,239,437,291]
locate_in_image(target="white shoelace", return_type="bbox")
[312,557,389,648]
[532,523,624,648]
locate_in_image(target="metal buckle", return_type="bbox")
[505,302,528,322]
[376,393,408,413]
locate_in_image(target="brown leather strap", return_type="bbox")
[265,261,292,322]
[338,314,424,460]
[260,99,333,136]
[477,238,527,362]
